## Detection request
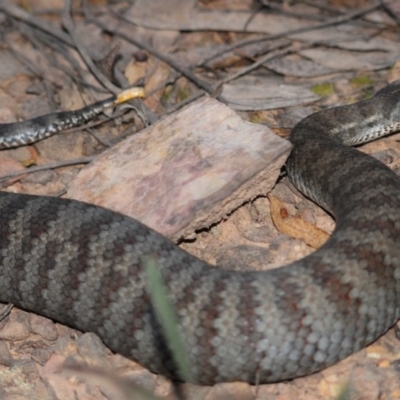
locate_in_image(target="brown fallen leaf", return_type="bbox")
[268,194,329,249]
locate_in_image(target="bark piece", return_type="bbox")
[68,97,290,240]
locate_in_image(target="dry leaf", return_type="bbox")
[268,194,329,249]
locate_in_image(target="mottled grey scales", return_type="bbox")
[0,81,400,385]
[0,96,116,148]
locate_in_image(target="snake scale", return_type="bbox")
[0,81,399,385]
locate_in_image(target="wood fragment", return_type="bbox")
[68,97,291,240]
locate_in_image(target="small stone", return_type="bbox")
[31,348,53,366]
[76,332,111,369]
[123,369,156,392]
[108,353,144,371]
[30,314,58,341]
[216,245,275,271]
[53,335,78,357]
[63,352,86,370]
[153,375,173,398]
[77,332,109,359]
[242,226,274,243]
[55,322,79,338]
[0,312,30,341]
[13,359,39,379]
[0,341,13,366]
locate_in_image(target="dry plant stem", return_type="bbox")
[0,157,95,183]
[231,39,289,62]
[0,1,73,46]
[243,3,264,31]
[26,24,102,93]
[81,2,158,124]
[0,303,13,321]
[1,3,111,95]
[166,90,206,114]
[10,25,76,109]
[62,0,121,95]
[302,0,343,14]
[4,35,61,114]
[85,127,112,147]
[379,0,400,25]
[261,2,330,21]
[5,36,44,77]
[202,1,381,65]
[221,43,310,86]
[89,7,226,101]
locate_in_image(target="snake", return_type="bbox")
[0,81,399,385]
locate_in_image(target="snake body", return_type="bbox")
[0,96,116,149]
[0,82,399,385]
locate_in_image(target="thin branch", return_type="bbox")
[166,90,206,114]
[27,24,107,94]
[62,0,120,95]
[0,1,73,46]
[379,0,400,25]
[0,2,111,96]
[0,157,95,183]
[221,43,310,86]
[87,7,225,100]
[202,1,382,65]
[260,1,330,21]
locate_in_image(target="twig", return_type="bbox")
[303,0,392,28]
[4,32,61,113]
[221,43,309,85]
[4,35,45,77]
[85,127,112,147]
[0,157,95,183]
[87,7,225,100]
[26,23,108,94]
[0,1,73,46]
[166,90,206,114]
[301,0,343,14]
[0,2,111,96]
[260,1,330,21]
[229,38,290,64]
[202,1,382,65]
[81,1,158,125]
[62,0,121,95]
[379,0,400,25]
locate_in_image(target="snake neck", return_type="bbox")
[291,80,400,147]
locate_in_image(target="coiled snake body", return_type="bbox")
[0,82,399,385]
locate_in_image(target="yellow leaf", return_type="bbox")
[268,194,329,249]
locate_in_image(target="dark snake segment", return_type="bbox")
[0,96,116,148]
[0,82,399,385]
